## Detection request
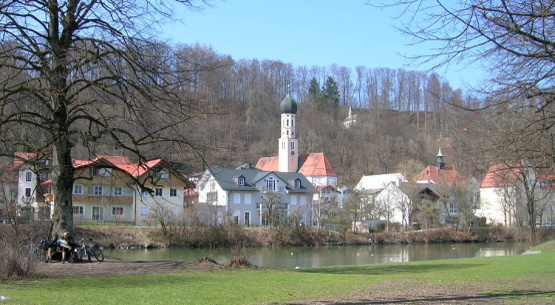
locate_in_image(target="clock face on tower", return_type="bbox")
[291,151,295,155]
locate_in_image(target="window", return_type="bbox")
[93,185,103,196]
[207,192,218,202]
[39,172,51,181]
[449,203,458,214]
[72,206,84,215]
[112,207,124,216]
[152,169,169,179]
[291,141,295,149]
[140,206,149,217]
[170,188,177,197]
[238,176,245,186]
[73,184,83,195]
[25,188,32,198]
[266,177,276,192]
[114,186,123,196]
[244,212,250,226]
[294,179,301,189]
[91,167,112,177]
[155,188,163,197]
[25,171,32,182]
[92,207,104,221]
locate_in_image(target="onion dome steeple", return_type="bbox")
[280,94,297,114]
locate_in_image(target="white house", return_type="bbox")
[478,161,536,226]
[354,173,408,192]
[196,166,314,226]
[369,182,410,225]
[354,173,410,225]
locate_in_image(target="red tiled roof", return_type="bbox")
[13,152,36,166]
[298,153,337,177]
[255,157,279,172]
[255,153,336,177]
[121,159,162,177]
[480,163,520,188]
[415,165,466,185]
[73,156,162,178]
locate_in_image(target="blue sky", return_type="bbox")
[161,0,485,90]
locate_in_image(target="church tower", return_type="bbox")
[436,147,445,169]
[279,94,298,172]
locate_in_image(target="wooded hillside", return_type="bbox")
[111,44,491,186]
[11,43,490,187]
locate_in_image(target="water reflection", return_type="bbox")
[102,243,522,270]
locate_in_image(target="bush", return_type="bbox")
[0,225,49,278]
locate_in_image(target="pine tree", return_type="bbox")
[322,76,340,110]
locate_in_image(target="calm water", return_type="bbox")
[102,242,522,270]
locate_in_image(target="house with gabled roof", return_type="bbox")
[415,149,467,185]
[196,166,314,226]
[353,173,410,226]
[70,156,193,226]
[477,161,539,226]
[413,148,480,227]
[14,153,193,226]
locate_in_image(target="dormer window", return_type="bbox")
[238,176,245,186]
[266,177,276,192]
[91,167,112,177]
[294,179,301,189]
[152,168,169,179]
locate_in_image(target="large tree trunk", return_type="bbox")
[51,136,75,237]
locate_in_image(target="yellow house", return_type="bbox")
[46,155,193,226]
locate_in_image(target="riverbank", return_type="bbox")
[73,225,555,249]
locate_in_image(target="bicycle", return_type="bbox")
[77,237,104,262]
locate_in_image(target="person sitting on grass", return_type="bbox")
[57,232,72,264]
[45,232,59,263]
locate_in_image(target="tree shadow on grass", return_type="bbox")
[286,290,555,304]
[298,263,483,276]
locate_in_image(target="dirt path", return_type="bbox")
[35,257,224,278]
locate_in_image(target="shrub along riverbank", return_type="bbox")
[73,225,555,249]
[1,241,554,304]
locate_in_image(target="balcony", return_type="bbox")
[256,202,289,210]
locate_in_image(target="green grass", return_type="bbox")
[1,243,554,305]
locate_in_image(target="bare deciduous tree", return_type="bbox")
[384,0,555,242]
[0,1,211,236]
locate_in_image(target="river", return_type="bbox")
[102,242,522,270]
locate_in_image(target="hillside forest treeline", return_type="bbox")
[150,44,494,185]
[19,43,493,186]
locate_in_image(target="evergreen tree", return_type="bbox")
[322,76,340,110]
[308,77,321,107]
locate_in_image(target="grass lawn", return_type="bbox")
[1,242,554,305]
